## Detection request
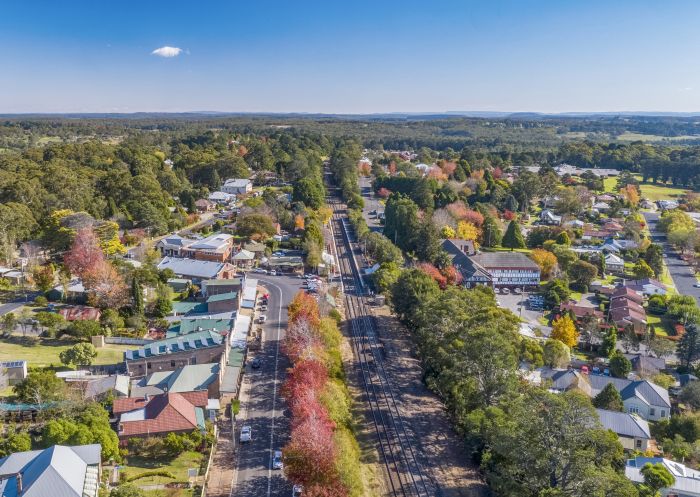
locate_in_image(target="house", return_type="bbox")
[58,305,101,322]
[640,199,656,210]
[657,200,679,211]
[596,409,651,451]
[459,252,541,288]
[602,238,639,253]
[65,374,130,400]
[131,363,222,399]
[266,255,304,273]
[563,219,585,229]
[441,239,476,264]
[592,201,611,212]
[231,249,255,268]
[48,279,87,303]
[243,241,267,259]
[625,354,667,378]
[241,278,258,309]
[156,234,196,258]
[625,278,667,296]
[610,307,648,334]
[604,253,625,274]
[611,286,645,305]
[114,391,208,441]
[221,178,252,195]
[0,360,27,387]
[124,330,227,377]
[181,233,234,262]
[208,191,235,204]
[206,291,239,313]
[201,278,243,297]
[626,457,700,497]
[166,278,191,293]
[540,209,562,225]
[157,257,236,283]
[0,444,101,497]
[194,199,216,212]
[559,302,604,323]
[543,370,670,421]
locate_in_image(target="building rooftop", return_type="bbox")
[157,257,227,279]
[596,408,651,440]
[125,330,224,360]
[115,392,207,437]
[131,363,220,397]
[469,252,540,270]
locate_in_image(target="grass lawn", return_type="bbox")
[616,131,700,142]
[0,336,134,368]
[603,177,618,193]
[121,451,204,486]
[646,314,672,337]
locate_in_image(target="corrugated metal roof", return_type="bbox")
[596,408,650,439]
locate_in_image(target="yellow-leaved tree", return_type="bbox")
[456,221,480,242]
[551,314,579,349]
[530,249,558,280]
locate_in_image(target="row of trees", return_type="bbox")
[281,292,362,497]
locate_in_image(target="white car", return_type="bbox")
[272,450,283,470]
[292,485,303,497]
[253,268,268,274]
[258,315,267,324]
[240,425,252,443]
[270,270,277,276]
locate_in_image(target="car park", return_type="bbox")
[240,425,252,443]
[272,450,283,470]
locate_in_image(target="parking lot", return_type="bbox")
[495,291,548,330]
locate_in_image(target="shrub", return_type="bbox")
[34,296,48,307]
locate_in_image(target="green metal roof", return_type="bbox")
[206,291,238,303]
[167,318,233,337]
[204,278,243,287]
[228,347,245,367]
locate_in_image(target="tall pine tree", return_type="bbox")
[502,221,526,250]
[131,278,144,316]
[678,323,700,369]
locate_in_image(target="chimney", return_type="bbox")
[144,393,149,403]
[16,473,22,494]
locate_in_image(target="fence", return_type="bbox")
[104,337,150,345]
[200,423,219,497]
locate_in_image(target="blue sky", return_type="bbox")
[1,1,699,113]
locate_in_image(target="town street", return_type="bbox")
[644,211,700,304]
[359,175,383,232]
[230,273,299,497]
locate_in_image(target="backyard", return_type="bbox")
[0,336,134,368]
[117,450,205,487]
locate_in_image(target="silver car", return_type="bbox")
[240,425,252,443]
[272,450,283,470]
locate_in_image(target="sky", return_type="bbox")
[1,0,699,114]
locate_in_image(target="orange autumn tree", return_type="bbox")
[530,249,558,280]
[619,184,640,207]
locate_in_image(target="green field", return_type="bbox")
[121,451,204,486]
[0,337,134,368]
[638,182,689,201]
[603,177,617,193]
[616,131,700,143]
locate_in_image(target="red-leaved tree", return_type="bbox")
[377,187,392,199]
[417,262,447,289]
[64,228,105,278]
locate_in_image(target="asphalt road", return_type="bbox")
[644,211,700,304]
[231,273,303,497]
[359,176,383,232]
[0,291,39,316]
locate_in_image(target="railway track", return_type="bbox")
[328,194,436,497]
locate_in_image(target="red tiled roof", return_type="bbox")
[114,391,207,414]
[116,392,208,438]
[560,302,604,319]
[610,298,645,314]
[611,287,644,304]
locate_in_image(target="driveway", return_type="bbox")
[644,211,700,304]
[359,176,383,232]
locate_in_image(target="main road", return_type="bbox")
[230,273,301,497]
[644,211,700,304]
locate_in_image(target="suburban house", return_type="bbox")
[64,374,130,400]
[208,191,234,204]
[459,252,541,288]
[559,301,604,324]
[540,209,562,225]
[602,238,639,253]
[124,330,227,377]
[48,279,88,303]
[58,305,101,322]
[626,457,700,497]
[625,278,667,296]
[113,391,208,441]
[221,178,252,195]
[625,354,667,378]
[0,360,27,388]
[231,249,255,268]
[0,444,101,497]
[194,199,216,212]
[201,278,243,297]
[130,363,223,399]
[543,370,670,421]
[657,200,679,211]
[157,257,236,283]
[243,241,267,259]
[156,234,196,258]
[596,408,651,451]
[604,253,625,274]
[592,201,611,213]
[611,286,645,305]
[166,317,234,338]
[182,233,234,262]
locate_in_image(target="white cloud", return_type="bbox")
[151,46,182,58]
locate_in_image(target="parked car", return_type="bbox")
[251,357,262,369]
[240,425,252,443]
[270,270,277,276]
[501,287,510,294]
[253,268,268,274]
[260,304,268,312]
[258,315,267,324]
[292,485,303,497]
[272,450,283,470]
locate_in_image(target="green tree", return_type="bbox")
[13,370,66,404]
[67,320,102,340]
[679,381,700,410]
[292,178,325,209]
[390,269,440,328]
[543,338,571,368]
[678,323,700,369]
[480,214,502,247]
[32,264,56,293]
[600,326,618,358]
[100,308,125,332]
[60,342,98,366]
[0,430,31,457]
[633,260,655,279]
[152,296,173,318]
[131,278,144,315]
[504,194,519,212]
[383,194,419,252]
[35,311,66,337]
[555,231,571,245]
[373,262,402,295]
[1,312,17,336]
[568,259,598,292]
[644,244,664,277]
[610,351,632,378]
[593,383,624,411]
[236,213,276,238]
[639,462,675,497]
[502,221,525,250]
[542,279,571,308]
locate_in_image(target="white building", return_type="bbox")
[460,252,541,288]
[221,178,252,195]
[626,457,700,497]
